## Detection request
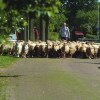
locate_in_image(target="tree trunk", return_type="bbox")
[40,15,45,41]
[24,27,27,41]
[29,15,31,41]
[30,18,34,41]
[27,15,30,41]
[45,15,49,41]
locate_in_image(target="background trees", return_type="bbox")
[3,0,61,41]
[59,0,99,40]
[0,0,99,41]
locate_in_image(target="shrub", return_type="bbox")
[48,32,59,41]
[0,33,10,44]
[86,34,97,39]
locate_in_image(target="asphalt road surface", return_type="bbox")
[4,58,100,100]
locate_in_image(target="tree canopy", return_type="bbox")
[0,0,99,41]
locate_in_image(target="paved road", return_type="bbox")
[5,58,100,100]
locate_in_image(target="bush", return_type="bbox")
[0,33,10,44]
[0,34,6,43]
[48,32,59,41]
[85,34,97,39]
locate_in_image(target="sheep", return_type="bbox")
[0,40,100,59]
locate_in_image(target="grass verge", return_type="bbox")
[0,56,18,68]
[0,56,18,100]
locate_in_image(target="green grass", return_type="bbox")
[0,78,7,100]
[0,56,18,100]
[0,56,18,68]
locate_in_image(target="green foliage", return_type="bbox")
[2,0,62,41]
[76,10,98,35]
[48,32,59,41]
[0,0,5,9]
[0,56,18,68]
[3,0,61,18]
[1,0,100,41]
[0,33,9,44]
[0,35,6,44]
[85,33,97,39]
[80,24,93,34]
[49,13,67,32]
[60,0,98,27]
[6,10,27,32]
[76,10,98,25]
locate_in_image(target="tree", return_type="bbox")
[76,10,98,35]
[3,0,38,41]
[49,13,67,32]
[3,0,62,41]
[59,0,99,41]
[60,0,98,26]
[35,0,61,41]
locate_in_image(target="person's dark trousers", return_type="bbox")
[61,37,69,41]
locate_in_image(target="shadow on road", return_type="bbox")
[0,74,22,78]
[75,62,100,65]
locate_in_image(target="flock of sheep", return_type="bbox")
[0,40,100,59]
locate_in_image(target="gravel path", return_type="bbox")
[4,58,100,100]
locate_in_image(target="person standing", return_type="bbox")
[60,22,70,41]
[33,27,39,41]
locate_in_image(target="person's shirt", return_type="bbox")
[60,26,70,38]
